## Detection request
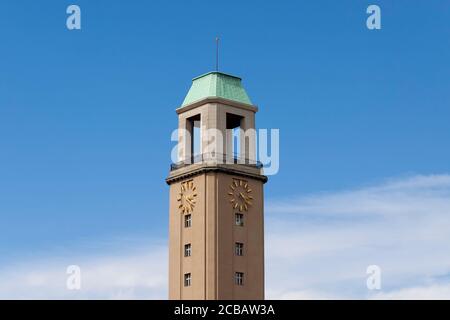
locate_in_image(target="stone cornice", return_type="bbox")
[166,165,268,185]
[175,97,258,115]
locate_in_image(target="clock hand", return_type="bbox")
[240,192,252,202]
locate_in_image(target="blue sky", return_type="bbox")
[0,1,449,298]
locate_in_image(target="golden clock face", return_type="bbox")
[177,180,197,214]
[228,178,253,212]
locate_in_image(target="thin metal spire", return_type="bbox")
[215,36,219,71]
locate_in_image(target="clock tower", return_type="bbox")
[166,71,267,300]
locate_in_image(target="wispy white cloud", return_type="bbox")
[371,283,450,300]
[0,245,167,299]
[1,174,449,299]
[265,174,450,299]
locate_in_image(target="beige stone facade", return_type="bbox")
[167,168,265,299]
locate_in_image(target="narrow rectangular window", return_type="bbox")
[235,242,244,256]
[184,243,191,257]
[184,214,192,228]
[235,272,244,286]
[188,114,201,163]
[184,273,191,287]
[235,213,244,226]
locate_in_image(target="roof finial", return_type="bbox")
[215,36,220,71]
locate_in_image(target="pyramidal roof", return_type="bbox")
[181,71,252,107]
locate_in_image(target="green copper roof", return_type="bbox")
[182,71,252,106]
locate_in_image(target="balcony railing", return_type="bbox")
[170,152,263,171]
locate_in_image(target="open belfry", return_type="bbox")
[166,71,267,300]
